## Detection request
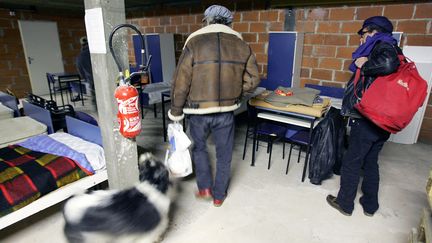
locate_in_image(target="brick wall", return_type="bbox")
[296,2,432,143]
[127,9,284,77]
[0,9,85,98]
[126,2,432,143]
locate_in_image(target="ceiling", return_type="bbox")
[0,0,413,16]
[0,0,202,15]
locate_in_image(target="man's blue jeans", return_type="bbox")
[189,112,234,200]
[336,118,390,214]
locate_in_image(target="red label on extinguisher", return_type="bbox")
[115,85,141,138]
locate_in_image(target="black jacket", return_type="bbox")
[341,41,402,118]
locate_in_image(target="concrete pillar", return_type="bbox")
[84,0,139,189]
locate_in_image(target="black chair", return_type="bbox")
[243,104,287,169]
[46,73,73,106]
[27,93,75,132]
[285,129,311,174]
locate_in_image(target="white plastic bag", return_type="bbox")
[164,122,193,177]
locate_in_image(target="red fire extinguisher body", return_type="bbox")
[114,85,141,138]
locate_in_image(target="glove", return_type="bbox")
[168,109,184,122]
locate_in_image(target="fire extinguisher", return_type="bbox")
[114,85,140,138]
[109,24,151,139]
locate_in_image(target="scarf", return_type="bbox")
[349,32,397,72]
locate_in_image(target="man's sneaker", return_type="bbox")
[326,195,352,216]
[213,199,224,207]
[195,188,212,201]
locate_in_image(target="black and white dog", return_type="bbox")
[63,153,175,243]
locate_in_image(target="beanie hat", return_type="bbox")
[202,5,233,24]
[357,16,393,35]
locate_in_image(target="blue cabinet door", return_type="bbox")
[262,32,297,90]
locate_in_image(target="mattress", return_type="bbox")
[0,103,13,120]
[0,116,47,148]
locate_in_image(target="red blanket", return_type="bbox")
[0,145,91,216]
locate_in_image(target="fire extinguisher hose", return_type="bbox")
[108,24,146,85]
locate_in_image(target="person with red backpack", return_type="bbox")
[327,16,402,216]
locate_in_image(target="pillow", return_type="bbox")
[49,132,106,171]
[19,134,94,174]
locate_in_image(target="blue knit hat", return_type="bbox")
[358,16,393,35]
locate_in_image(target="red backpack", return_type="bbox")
[353,55,428,133]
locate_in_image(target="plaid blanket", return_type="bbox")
[0,145,92,217]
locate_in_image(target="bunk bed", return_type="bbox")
[0,111,108,230]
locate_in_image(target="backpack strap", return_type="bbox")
[398,54,407,63]
[353,68,363,100]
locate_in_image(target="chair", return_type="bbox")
[243,104,287,170]
[243,121,287,170]
[47,73,72,106]
[285,129,311,174]
[27,93,75,132]
[47,73,84,106]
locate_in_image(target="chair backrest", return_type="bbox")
[27,93,47,108]
[288,129,310,145]
[66,116,102,147]
[0,91,20,117]
[305,84,345,99]
[257,122,287,137]
[46,73,55,84]
[23,101,55,134]
[74,111,98,127]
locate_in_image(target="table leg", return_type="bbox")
[301,118,315,182]
[251,117,258,166]
[69,87,74,105]
[162,94,167,142]
[60,83,65,106]
[48,79,53,101]
[79,80,84,106]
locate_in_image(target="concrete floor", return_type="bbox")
[0,98,431,243]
